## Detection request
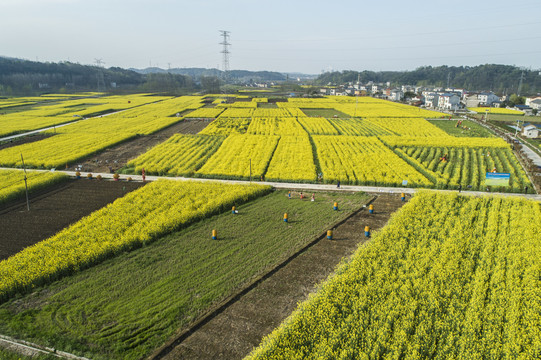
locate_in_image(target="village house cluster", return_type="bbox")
[318,82,541,115]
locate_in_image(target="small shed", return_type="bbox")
[522,124,539,138]
[515,104,534,116]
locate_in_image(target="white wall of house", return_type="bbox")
[525,97,541,107]
[478,92,499,106]
[391,90,404,101]
[424,93,439,108]
[438,94,460,110]
[523,125,539,138]
[526,98,541,110]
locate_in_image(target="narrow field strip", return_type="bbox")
[0,180,270,303]
[0,169,69,206]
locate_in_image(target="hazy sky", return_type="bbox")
[2,0,541,74]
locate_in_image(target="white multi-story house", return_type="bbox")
[445,88,465,97]
[371,84,383,94]
[421,90,434,98]
[464,94,480,108]
[526,97,541,110]
[390,89,404,101]
[529,99,541,111]
[438,93,460,111]
[477,92,500,106]
[424,93,439,108]
[401,85,416,94]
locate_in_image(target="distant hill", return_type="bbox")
[131,67,287,82]
[0,57,144,94]
[315,64,541,95]
[283,72,319,81]
[4,57,538,96]
[0,57,193,95]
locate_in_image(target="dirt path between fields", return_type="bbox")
[151,193,407,360]
[65,119,210,174]
[0,180,144,261]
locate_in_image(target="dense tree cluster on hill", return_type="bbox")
[2,57,540,97]
[315,65,541,95]
[0,57,201,95]
[0,57,289,96]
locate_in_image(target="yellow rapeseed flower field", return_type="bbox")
[247,192,541,359]
[313,136,432,186]
[127,134,225,176]
[0,180,271,302]
[0,169,68,204]
[0,94,171,137]
[264,135,316,182]
[0,96,205,168]
[197,134,279,179]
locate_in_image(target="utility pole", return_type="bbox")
[447,72,451,89]
[20,154,30,211]
[354,73,361,117]
[219,30,231,81]
[94,58,106,92]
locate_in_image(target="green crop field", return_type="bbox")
[428,119,495,138]
[475,113,533,122]
[0,190,368,360]
[301,108,351,118]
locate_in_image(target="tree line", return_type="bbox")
[315,64,541,95]
[0,57,202,96]
[0,57,289,96]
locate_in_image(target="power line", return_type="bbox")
[234,35,541,53]
[235,21,541,44]
[235,49,541,65]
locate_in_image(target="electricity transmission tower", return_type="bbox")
[517,70,525,97]
[219,30,231,80]
[94,58,106,92]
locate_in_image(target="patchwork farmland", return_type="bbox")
[0,93,539,359]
